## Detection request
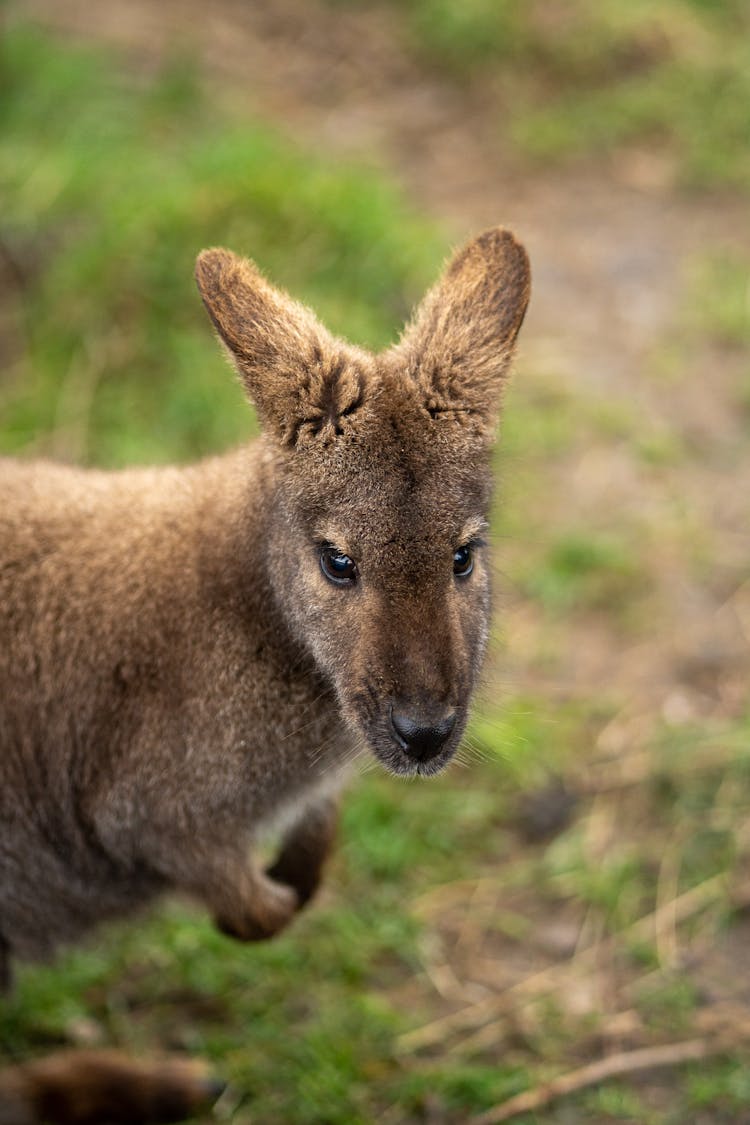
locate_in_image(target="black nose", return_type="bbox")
[390,707,457,762]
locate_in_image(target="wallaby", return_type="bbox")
[0,227,530,1122]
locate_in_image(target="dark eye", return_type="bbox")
[320,544,357,587]
[453,543,474,578]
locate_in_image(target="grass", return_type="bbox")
[2,13,750,1125]
[522,531,647,614]
[688,253,750,350]
[0,24,441,466]
[373,0,750,192]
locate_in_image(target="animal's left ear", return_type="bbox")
[391,227,530,428]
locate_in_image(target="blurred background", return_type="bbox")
[1,1,749,1121]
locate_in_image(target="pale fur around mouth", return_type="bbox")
[379,747,457,779]
[349,709,467,779]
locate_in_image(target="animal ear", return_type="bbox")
[195,248,367,446]
[393,227,530,428]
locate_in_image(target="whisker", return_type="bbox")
[306,730,344,768]
[283,686,337,742]
[458,742,487,765]
[312,732,370,779]
[347,739,374,777]
[355,752,378,777]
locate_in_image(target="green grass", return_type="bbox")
[688,1060,750,1114]
[523,531,647,614]
[0,761,530,1122]
[684,250,750,422]
[688,253,750,350]
[377,0,750,192]
[0,24,441,467]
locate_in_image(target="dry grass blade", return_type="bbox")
[467,1038,716,1124]
[399,872,736,1053]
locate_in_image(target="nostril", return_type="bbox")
[390,707,457,761]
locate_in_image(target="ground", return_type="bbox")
[2,1,750,1121]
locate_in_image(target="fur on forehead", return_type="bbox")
[271,388,494,548]
[195,226,530,451]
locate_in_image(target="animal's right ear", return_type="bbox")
[392,227,531,430]
[195,249,364,446]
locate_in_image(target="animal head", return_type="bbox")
[195,228,530,777]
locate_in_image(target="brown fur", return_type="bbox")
[0,1052,223,1125]
[0,228,530,1121]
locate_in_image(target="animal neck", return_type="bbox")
[189,442,322,687]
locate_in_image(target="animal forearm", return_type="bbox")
[266,793,339,906]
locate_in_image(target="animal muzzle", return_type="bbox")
[389,701,458,763]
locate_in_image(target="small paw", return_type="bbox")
[265,853,322,907]
[265,799,337,907]
[214,879,299,942]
